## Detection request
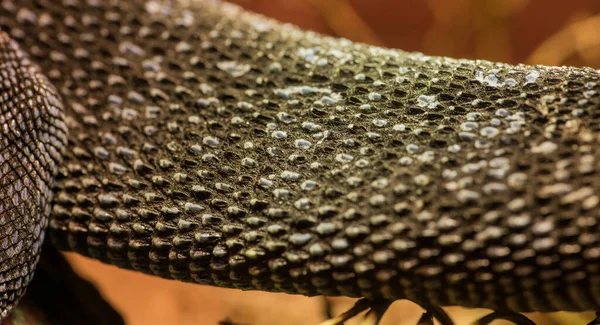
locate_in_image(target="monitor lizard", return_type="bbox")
[0,0,599,323]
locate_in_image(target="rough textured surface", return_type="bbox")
[0,32,67,318]
[0,0,599,317]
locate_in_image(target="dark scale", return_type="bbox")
[0,32,67,318]
[0,0,598,322]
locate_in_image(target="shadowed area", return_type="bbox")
[4,247,124,325]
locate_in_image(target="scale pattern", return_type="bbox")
[0,32,67,318]
[0,0,599,315]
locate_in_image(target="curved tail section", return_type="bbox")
[0,32,67,319]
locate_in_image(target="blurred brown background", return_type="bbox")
[232,0,600,68]
[68,1,600,325]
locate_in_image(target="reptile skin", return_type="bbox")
[0,32,67,318]
[0,0,599,320]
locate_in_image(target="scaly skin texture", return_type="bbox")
[0,33,67,318]
[0,0,599,318]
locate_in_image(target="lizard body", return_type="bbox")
[0,0,599,320]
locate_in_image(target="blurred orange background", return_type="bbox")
[232,0,600,68]
[68,1,600,325]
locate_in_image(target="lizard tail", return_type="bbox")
[0,32,67,319]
